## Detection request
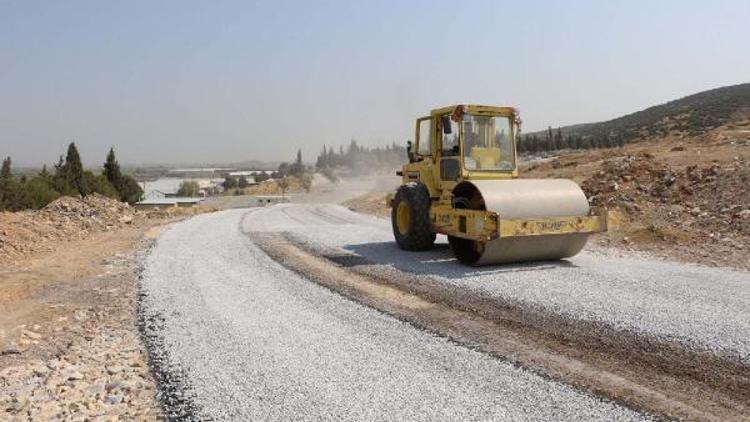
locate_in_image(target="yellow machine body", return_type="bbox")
[393,104,607,265]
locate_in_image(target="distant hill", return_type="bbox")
[521,82,750,152]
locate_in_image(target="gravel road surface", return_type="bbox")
[139,209,648,421]
[243,204,750,361]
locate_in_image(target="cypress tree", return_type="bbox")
[0,157,21,211]
[0,157,11,210]
[292,149,304,175]
[64,142,89,197]
[103,147,123,189]
[0,157,10,180]
[39,165,50,179]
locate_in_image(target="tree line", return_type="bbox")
[315,140,407,171]
[0,143,143,212]
[518,126,626,154]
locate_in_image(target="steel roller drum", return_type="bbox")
[450,179,591,265]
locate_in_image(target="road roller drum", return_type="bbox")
[448,179,592,265]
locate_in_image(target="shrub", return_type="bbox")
[84,171,119,198]
[223,176,238,189]
[119,175,144,204]
[21,176,61,209]
[177,180,201,197]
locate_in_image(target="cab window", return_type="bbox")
[462,115,516,171]
[440,114,459,156]
[417,119,432,155]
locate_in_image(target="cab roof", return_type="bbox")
[429,104,517,117]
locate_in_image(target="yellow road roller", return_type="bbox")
[391,104,607,265]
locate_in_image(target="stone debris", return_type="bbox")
[582,153,749,237]
[0,240,162,421]
[580,152,750,269]
[0,330,159,420]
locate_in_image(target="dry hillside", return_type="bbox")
[523,111,750,270]
[527,83,750,143]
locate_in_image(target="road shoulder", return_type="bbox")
[0,225,166,420]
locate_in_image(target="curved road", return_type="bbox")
[245,204,750,360]
[139,204,749,420]
[140,208,650,421]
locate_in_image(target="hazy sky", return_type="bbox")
[1,0,749,166]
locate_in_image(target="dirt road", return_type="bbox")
[139,203,750,420]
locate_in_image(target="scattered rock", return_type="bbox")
[2,341,24,355]
[64,369,85,381]
[106,365,124,375]
[22,330,42,340]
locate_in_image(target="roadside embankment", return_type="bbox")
[0,194,213,420]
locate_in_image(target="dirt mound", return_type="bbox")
[238,176,308,196]
[342,192,390,218]
[562,145,749,269]
[582,153,750,239]
[0,194,143,265]
[43,194,135,222]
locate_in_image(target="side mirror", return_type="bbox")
[441,115,452,134]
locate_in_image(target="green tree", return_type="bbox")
[277,162,290,177]
[238,176,249,189]
[39,165,50,179]
[316,145,327,170]
[0,157,16,210]
[1,157,12,180]
[223,176,238,190]
[102,147,143,203]
[52,155,74,195]
[0,157,33,211]
[118,175,143,204]
[84,171,119,198]
[21,176,61,209]
[103,148,123,187]
[64,142,89,197]
[290,149,304,176]
[177,180,201,197]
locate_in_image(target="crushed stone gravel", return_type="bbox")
[243,204,750,361]
[139,209,648,421]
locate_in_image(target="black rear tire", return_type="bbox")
[391,183,436,251]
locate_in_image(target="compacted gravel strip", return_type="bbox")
[243,204,750,361]
[139,209,647,421]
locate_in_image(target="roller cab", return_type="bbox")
[392,104,607,265]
